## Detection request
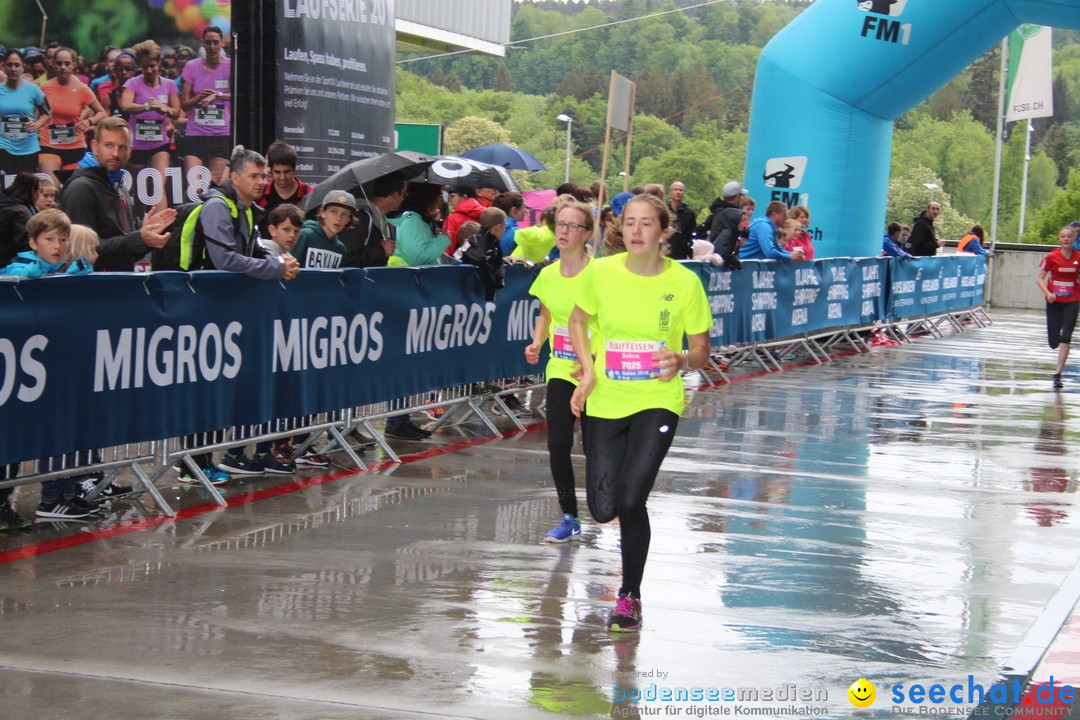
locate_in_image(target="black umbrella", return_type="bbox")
[406,155,519,192]
[302,150,434,212]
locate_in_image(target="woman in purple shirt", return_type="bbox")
[180,26,231,187]
[119,40,181,211]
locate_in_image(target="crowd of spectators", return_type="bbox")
[0,26,231,198]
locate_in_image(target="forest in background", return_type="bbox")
[397,0,1080,243]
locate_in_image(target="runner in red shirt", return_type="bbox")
[1036,226,1080,389]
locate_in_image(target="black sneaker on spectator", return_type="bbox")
[256,451,296,475]
[295,449,331,467]
[503,395,532,418]
[348,429,376,448]
[76,478,133,500]
[0,502,32,531]
[219,452,265,476]
[36,497,97,520]
[385,422,428,440]
[471,383,498,396]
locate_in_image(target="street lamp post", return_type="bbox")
[556,114,573,184]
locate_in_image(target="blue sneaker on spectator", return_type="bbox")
[179,466,231,486]
[545,514,581,543]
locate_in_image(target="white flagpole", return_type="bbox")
[1019,118,1033,234]
[989,38,1007,253]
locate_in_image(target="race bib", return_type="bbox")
[47,123,76,145]
[1,117,29,139]
[604,339,663,381]
[135,118,164,142]
[552,327,577,361]
[135,119,165,143]
[195,104,225,127]
[1052,280,1074,298]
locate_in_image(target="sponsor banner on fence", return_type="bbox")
[0,256,985,465]
[887,255,987,319]
[0,265,539,465]
[698,257,891,346]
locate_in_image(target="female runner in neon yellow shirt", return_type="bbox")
[525,201,594,543]
[569,193,712,632]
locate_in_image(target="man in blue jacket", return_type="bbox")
[739,200,805,262]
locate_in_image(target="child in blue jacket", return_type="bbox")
[1,209,93,278]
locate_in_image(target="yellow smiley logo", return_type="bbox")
[847,678,876,709]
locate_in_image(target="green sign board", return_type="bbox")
[394,123,443,155]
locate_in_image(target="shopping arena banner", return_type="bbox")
[275,0,395,182]
[886,255,987,319]
[695,257,890,346]
[0,256,985,465]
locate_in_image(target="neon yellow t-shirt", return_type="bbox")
[510,225,555,263]
[529,257,593,385]
[575,255,711,419]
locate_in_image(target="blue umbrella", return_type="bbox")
[462,144,546,172]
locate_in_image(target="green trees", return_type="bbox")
[1023,169,1080,244]
[397,1,1075,242]
[443,117,511,155]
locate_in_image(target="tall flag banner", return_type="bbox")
[1005,25,1054,122]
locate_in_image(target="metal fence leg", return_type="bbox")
[801,339,824,365]
[466,398,503,438]
[327,425,369,470]
[492,395,528,432]
[706,356,730,383]
[130,462,175,518]
[179,453,227,507]
[361,418,399,464]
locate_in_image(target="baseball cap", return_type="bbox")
[322,191,358,212]
[722,181,745,198]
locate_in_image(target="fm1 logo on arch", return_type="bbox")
[857,0,912,45]
[763,156,808,208]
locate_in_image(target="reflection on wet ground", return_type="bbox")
[1,309,1079,719]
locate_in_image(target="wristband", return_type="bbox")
[144,101,151,112]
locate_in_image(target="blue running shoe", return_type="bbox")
[545,514,581,543]
[179,466,231,486]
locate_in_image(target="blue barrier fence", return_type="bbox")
[0,255,986,465]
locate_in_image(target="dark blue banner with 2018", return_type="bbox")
[0,256,985,465]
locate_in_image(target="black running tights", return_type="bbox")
[546,379,587,517]
[585,409,679,597]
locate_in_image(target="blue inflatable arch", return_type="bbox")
[743,0,1080,258]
